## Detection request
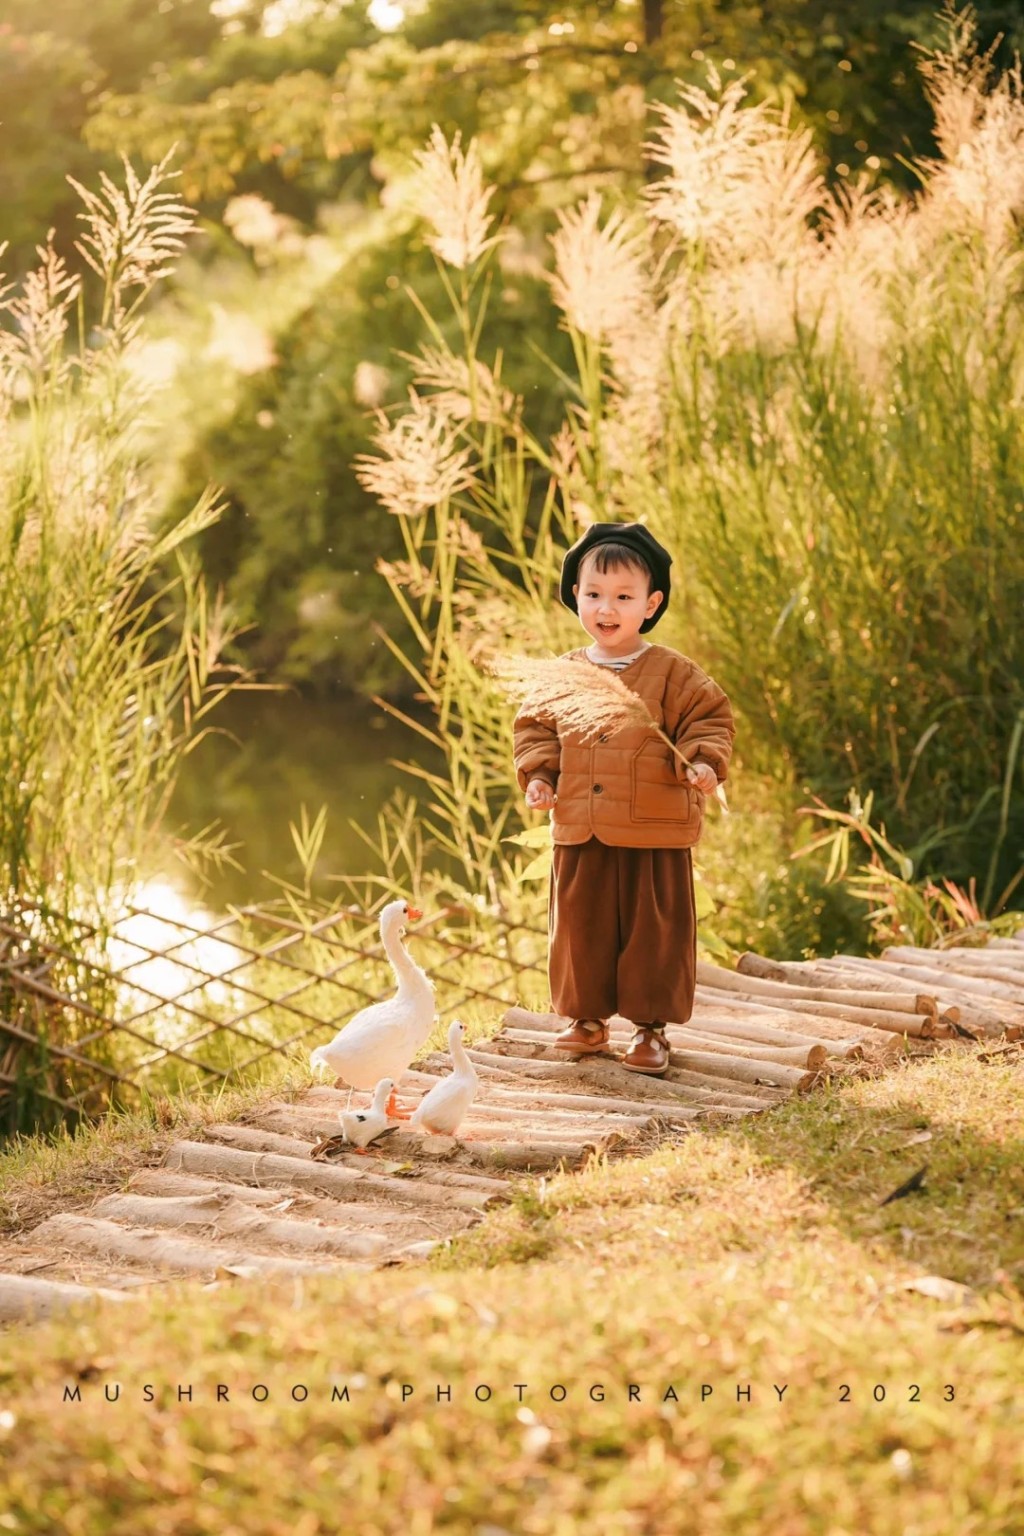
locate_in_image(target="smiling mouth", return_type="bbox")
[597,622,619,631]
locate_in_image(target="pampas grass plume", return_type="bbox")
[487,654,731,810]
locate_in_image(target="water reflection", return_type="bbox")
[106,879,248,1047]
[152,688,445,911]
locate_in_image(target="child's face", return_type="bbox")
[573,554,663,656]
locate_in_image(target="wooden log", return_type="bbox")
[27,1214,349,1277]
[477,1085,702,1123]
[883,945,1024,988]
[500,1006,838,1063]
[661,1068,789,1106]
[894,940,1024,962]
[499,1026,615,1050]
[737,952,809,983]
[456,1140,603,1172]
[130,1171,296,1205]
[162,1141,501,1211]
[695,960,936,1016]
[500,1012,631,1038]
[206,1122,514,1194]
[256,1097,655,1138]
[691,992,908,1052]
[500,1005,820,1047]
[810,956,1024,1029]
[843,980,1021,1038]
[457,1102,654,1131]
[492,1033,781,1100]
[486,1039,780,1109]
[871,956,1024,1011]
[663,1049,818,1092]
[692,985,941,1038]
[737,952,947,1015]
[92,1193,400,1260]
[127,1170,473,1229]
[443,1049,633,1082]
[732,954,937,1015]
[685,1013,863,1055]
[668,1031,829,1070]
[696,976,945,1026]
[0,1273,132,1322]
[810,958,994,1019]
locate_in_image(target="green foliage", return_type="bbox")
[77,0,1024,234]
[664,264,1024,902]
[0,160,246,1134]
[0,0,227,265]
[5,0,1024,277]
[168,222,575,694]
[797,789,1024,948]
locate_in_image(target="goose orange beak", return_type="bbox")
[406,907,422,921]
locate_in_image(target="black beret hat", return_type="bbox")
[559,522,672,633]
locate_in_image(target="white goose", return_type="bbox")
[310,899,435,1118]
[339,1077,402,1153]
[408,1020,478,1137]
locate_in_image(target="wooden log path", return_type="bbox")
[3,937,1022,1323]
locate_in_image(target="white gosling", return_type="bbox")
[339,1077,402,1154]
[408,1020,478,1138]
[309,899,434,1118]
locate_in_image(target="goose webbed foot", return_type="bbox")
[385,1088,412,1120]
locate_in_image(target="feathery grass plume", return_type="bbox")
[400,344,517,426]
[917,3,1002,169]
[68,150,194,329]
[642,71,772,252]
[548,192,652,342]
[410,125,502,270]
[916,17,1024,261]
[644,70,824,273]
[354,390,476,516]
[804,178,911,372]
[487,652,655,741]
[487,654,731,811]
[374,557,434,598]
[1,236,81,389]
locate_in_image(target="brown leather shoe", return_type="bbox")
[621,1025,670,1075]
[553,1018,610,1054]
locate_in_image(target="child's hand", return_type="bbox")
[686,763,718,795]
[526,778,557,810]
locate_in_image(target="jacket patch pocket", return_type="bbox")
[630,742,703,829]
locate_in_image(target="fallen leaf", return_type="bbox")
[900,1275,975,1304]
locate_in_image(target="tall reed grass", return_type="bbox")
[355,5,1024,936]
[0,156,246,1135]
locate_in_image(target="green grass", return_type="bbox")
[0,1043,1021,1533]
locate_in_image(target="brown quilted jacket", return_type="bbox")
[512,643,735,848]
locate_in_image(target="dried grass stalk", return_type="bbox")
[487,653,702,770]
[354,391,476,516]
[410,125,502,271]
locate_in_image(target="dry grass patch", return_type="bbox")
[0,1061,301,1237]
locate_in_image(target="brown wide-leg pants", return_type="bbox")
[548,836,697,1025]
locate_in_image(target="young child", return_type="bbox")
[512,522,735,1075]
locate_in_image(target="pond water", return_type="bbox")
[147,686,448,913]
